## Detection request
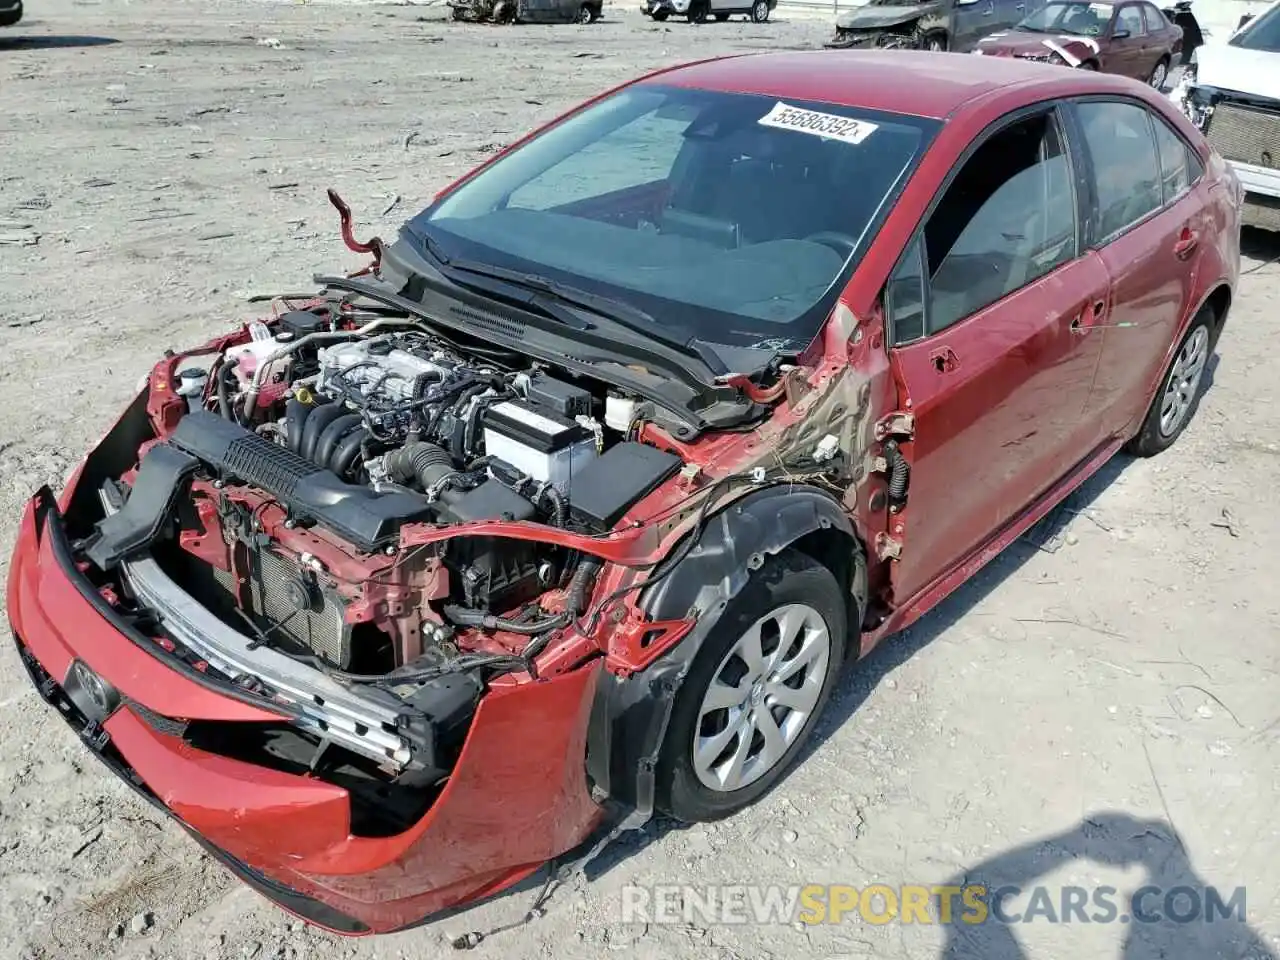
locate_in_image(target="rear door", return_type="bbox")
[1067,97,1211,435]
[884,105,1110,603]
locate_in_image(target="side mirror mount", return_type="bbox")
[1112,26,1131,37]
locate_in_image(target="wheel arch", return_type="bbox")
[1203,281,1232,341]
[583,484,866,815]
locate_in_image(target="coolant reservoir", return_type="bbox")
[227,324,292,386]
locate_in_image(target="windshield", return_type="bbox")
[1231,3,1280,50]
[408,84,938,350]
[1017,1,1113,35]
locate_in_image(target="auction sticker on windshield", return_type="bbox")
[758,102,878,145]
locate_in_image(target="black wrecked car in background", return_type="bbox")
[827,0,1039,51]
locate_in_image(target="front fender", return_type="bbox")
[585,485,858,814]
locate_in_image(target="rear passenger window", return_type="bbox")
[1152,116,1204,202]
[1116,4,1146,34]
[1141,2,1166,30]
[904,112,1077,337]
[1076,101,1163,239]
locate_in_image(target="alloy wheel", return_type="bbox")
[692,603,831,792]
[1151,61,1168,89]
[1158,324,1209,437]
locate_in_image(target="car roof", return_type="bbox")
[650,50,1141,120]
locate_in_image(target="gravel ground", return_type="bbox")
[2,2,1279,958]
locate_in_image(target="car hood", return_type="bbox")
[1195,42,1280,100]
[975,29,1103,62]
[835,2,938,29]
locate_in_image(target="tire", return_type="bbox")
[657,549,849,822]
[715,11,729,19]
[651,6,669,18]
[1125,307,1214,457]
[749,0,769,22]
[917,29,947,51]
[688,0,708,22]
[576,2,596,21]
[0,2,21,26]
[1079,59,1099,70]
[1149,56,1169,89]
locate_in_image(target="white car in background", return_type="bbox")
[1174,0,1280,228]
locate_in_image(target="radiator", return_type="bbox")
[212,549,351,668]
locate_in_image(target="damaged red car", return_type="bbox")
[7,50,1239,934]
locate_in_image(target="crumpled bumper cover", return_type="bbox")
[7,485,605,934]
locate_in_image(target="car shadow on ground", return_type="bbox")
[0,33,119,50]
[935,812,1278,959]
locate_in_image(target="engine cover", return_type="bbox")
[317,337,454,407]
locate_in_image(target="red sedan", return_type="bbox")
[974,0,1185,88]
[7,50,1239,934]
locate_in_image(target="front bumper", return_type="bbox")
[7,484,605,933]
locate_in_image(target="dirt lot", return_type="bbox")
[1,2,1279,958]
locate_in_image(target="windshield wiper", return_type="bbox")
[422,245,732,374]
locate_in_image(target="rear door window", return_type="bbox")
[1074,100,1163,240]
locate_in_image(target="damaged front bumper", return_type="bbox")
[8,485,606,933]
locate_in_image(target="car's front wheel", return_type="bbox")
[657,549,847,821]
[750,0,770,22]
[1126,307,1215,457]
[0,0,23,25]
[687,0,708,22]
[651,6,669,17]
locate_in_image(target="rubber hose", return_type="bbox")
[315,414,363,471]
[300,402,345,462]
[285,399,312,453]
[885,439,910,503]
[386,441,458,490]
[217,358,238,423]
[330,426,368,480]
[565,558,602,616]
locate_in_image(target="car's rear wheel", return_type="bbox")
[657,549,847,822]
[750,0,770,22]
[1126,307,1214,457]
[687,0,708,21]
[1149,57,1169,89]
[651,6,669,17]
[0,0,23,24]
[576,2,596,21]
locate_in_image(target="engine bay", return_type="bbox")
[82,300,693,753]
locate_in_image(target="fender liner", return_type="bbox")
[584,485,859,818]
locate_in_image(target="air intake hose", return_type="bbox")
[386,441,459,492]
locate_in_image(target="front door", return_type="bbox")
[1070,97,1211,435]
[1107,3,1150,78]
[884,107,1109,603]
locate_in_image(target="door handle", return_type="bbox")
[1173,226,1200,259]
[929,345,960,373]
[1070,298,1107,334]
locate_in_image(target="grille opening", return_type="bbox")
[183,720,445,838]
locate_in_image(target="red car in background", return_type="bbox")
[8,50,1239,934]
[975,0,1185,88]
